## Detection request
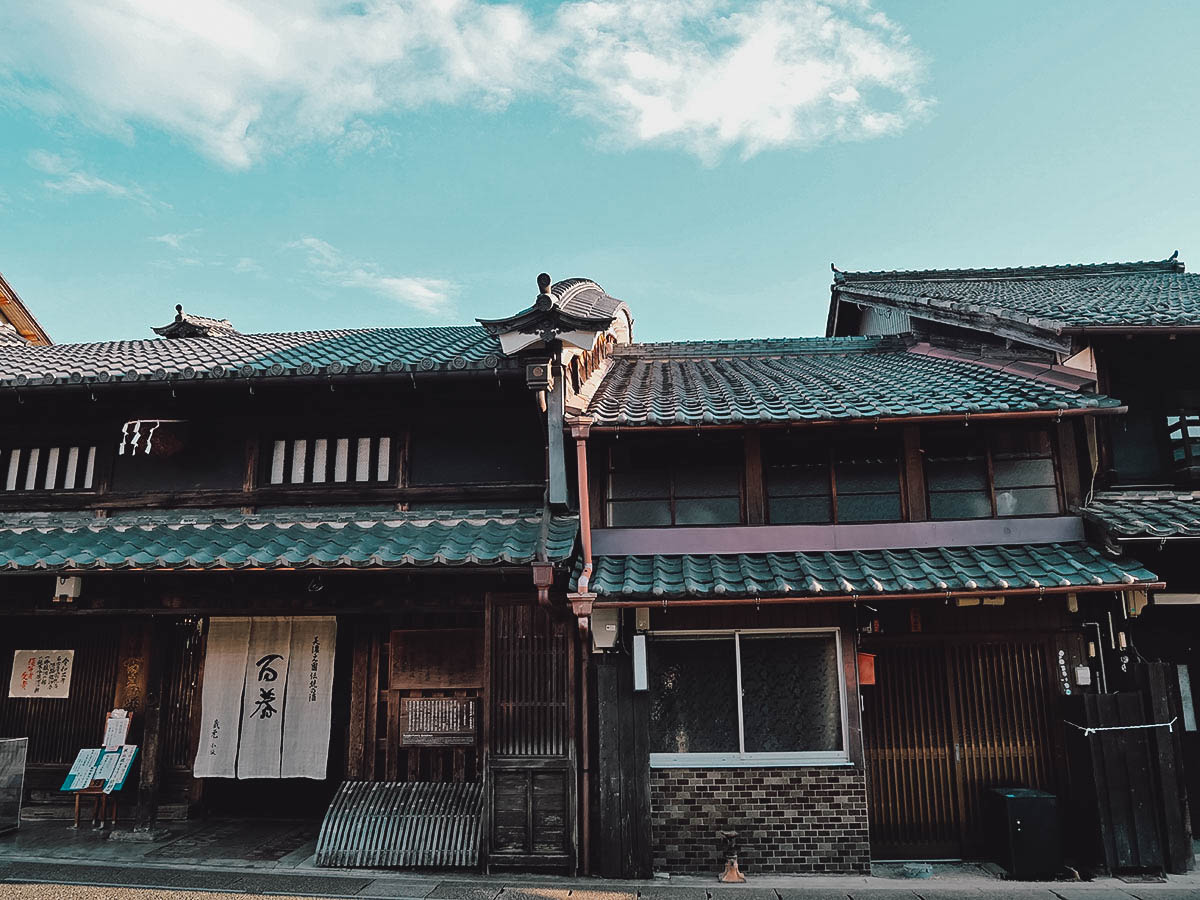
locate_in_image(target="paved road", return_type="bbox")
[3,881,1200,900]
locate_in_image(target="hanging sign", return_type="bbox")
[9,650,74,699]
[237,617,293,779]
[192,618,251,778]
[281,617,337,779]
[193,617,337,780]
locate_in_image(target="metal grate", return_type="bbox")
[314,780,483,868]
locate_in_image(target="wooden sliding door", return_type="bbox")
[863,635,1068,859]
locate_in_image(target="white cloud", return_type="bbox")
[27,149,158,205]
[150,230,200,249]
[287,236,455,315]
[233,256,262,273]
[0,1,929,167]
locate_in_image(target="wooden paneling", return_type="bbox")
[863,636,1063,859]
[594,650,652,878]
[486,598,577,871]
[0,621,120,767]
[489,603,571,758]
[346,622,482,784]
[391,629,482,690]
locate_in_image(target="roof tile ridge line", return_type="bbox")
[612,335,901,358]
[836,259,1183,283]
[835,284,1068,334]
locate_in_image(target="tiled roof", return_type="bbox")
[551,278,627,320]
[1081,490,1200,539]
[580,543,1157,599]
[835,257,1200,330]
[0,326,508,390]
[586,336,1119,426]
[0,508,577,571]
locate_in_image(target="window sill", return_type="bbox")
[650,752,851,769]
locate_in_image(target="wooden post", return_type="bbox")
[902,425,927,521]
[133,618,169,834]
[743,430,765,524]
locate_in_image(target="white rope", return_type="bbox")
[1066,717,1177,737]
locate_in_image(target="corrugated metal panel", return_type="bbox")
[314,780,483,868]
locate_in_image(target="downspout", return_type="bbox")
[567,417,594,875]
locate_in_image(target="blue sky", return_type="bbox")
[1,1,1197,344]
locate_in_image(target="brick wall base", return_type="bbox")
[650,767,870,875]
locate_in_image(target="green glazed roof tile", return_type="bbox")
[587,336,1118,427]
[579,543,1156,599]
[0,508,578,572]
[1082,490,1200,539]
[0,325,509,390]
[836,258,1200,329]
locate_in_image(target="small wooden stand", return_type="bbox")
[72,780,119,830]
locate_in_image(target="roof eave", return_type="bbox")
[592,580,1163,607]
[586,405,1127,432]
[0,271,51,346]
[834,286,1074,354]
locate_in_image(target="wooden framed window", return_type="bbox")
[1,445,97,493]
[1167,411,1200,477]
[606,438,743,526]
[264,435,397,487]
[764,432,903,524]
[925,426,1060,520]
[764,438,832,524]
[647,628,848,767]
[833,436,903,523]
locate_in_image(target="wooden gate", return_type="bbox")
[863,636,1065,859]
[485,597,576,871]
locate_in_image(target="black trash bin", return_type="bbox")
[985,787,1061,880]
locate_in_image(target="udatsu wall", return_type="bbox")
[650,767,870,874]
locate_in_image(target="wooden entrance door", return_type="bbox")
[862,636,1063,859]
[485,597,576,871]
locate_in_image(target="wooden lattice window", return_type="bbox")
[1167,412,1200,475]
[265,436,396,486]
[1,445,97,493]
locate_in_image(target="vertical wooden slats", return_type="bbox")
[0,622,120,765]
[315,780,484,867]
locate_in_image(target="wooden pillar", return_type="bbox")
[133,618,170,833]
[594,646,651,878]
[902,425,927,521]
[744,430,765,525]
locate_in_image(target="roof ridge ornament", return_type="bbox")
[152,303,241,339]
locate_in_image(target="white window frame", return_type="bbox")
[647,627,851,768]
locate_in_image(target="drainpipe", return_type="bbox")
[567,417,594,874]
[572,419,594,599]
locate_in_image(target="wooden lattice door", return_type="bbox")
[485,597,576,871]
[862,637,1063,860]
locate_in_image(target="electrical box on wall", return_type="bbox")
[591,607,620,651]
[54,576,81,603]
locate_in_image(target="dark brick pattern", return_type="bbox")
[650,767,870,875]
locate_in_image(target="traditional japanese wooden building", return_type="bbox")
[0,279,630,873]
[828,254,1198,874]
[567,334,1160,875]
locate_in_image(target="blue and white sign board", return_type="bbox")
[60,745,137,793]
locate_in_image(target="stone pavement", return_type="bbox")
[0,821,1195,900]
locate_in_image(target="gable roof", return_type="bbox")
[0,271,51,346]
[830,256,1200,347]
[0,325,512,391]
[585,335,1120,428]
